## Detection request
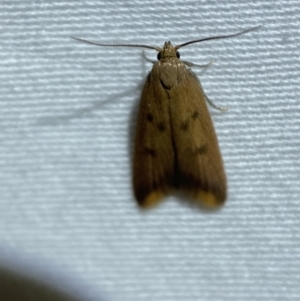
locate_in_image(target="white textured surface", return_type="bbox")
[0,1,299,301]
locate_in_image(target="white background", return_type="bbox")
[0,1,299,301]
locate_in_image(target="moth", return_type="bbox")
[71,26,259,209]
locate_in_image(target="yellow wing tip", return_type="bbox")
[138,191,165,209]
[196,191,225,209]
[136,190,225,209]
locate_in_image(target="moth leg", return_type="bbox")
[183,60,213,69]
[142,50,156,64]
[204,93,228,111]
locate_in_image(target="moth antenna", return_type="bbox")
[70,36,161,51]
[175,25,261,50]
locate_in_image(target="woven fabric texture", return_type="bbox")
[0,1,299,301]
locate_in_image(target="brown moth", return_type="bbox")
[71,26,260,209]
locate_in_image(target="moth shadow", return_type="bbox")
[36,51,151,128]
[35,85,141,126]
[127,81,146,193]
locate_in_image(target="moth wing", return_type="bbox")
[133,72,175,208]
[170,70,227,208]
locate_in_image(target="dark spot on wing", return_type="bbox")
[157,122,165,132]
[180,120,189,131]
[196,145,208,155]
[147,113,153,122]
[192,110,200,120]
[145,147,156,156]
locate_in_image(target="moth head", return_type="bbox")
[157,41,180,61]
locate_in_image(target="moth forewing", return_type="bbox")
[170,68,227,207]
[133,61,175,208]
